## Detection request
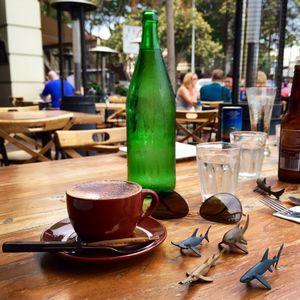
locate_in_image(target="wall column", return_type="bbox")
[0,0,44,106]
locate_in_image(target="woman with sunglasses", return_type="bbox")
[176,72,200,111]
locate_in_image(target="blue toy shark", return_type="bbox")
[171,226,211,256]
[240,243,284,289]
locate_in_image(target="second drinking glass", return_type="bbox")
[196,142,240,201]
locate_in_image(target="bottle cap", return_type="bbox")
[142,10,158,22]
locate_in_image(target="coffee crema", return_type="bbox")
[67,180,141,200]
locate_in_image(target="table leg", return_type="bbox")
[0,137,9,166]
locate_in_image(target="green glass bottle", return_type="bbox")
[126,9,176,192]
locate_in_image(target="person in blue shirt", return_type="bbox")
[200,69,231,102]
[41,71,75,109]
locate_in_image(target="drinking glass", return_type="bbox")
[196,142,240,201]
[245,87,276,156]
[230,131,267,180]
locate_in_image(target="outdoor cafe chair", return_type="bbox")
[55,127,127,159]
[0,113,74,165]
[201,101,223,110]
[176,110,218,143]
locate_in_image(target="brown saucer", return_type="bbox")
[40,217,167,263]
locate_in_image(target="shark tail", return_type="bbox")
[204,225,211,242]
[242,214,249,233]
[274,243,284,268]
[272,189,285,200]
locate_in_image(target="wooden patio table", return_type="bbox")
[0,110,104,164]
[0,146,299,299]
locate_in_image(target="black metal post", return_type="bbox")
[57,6,65,97]
[245,0,262,88]
[246,43,260,87]
[275,0,288,103]
[79,6,87,95]
[232,0,244,104]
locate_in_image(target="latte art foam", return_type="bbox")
[67,180,140,200]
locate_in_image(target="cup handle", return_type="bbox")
[140,189,159,220]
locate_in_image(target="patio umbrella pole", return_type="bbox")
[79,5,87,95]
[275,0,288,103]
[57,8,65,97]
[232,0,244,104]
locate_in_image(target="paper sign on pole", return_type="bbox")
[123,25,142,55]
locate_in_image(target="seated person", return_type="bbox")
[176,72,200,111]
[281,81,291,97]
[224,74,233,92]
[200,69,231,102]
[41,71,75,109]
[256,71,268,87]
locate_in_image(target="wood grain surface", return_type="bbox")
[0,145,300,300]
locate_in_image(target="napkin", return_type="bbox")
[273,206,300,224]
[119,142,196,160]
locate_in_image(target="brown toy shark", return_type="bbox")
[218,214,249,254]
[179,250,224,284]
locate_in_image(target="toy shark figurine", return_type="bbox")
[171,226,211,256]
[240,243,284,289]
[180,249,224,284]
[218,215,249,253]
[254,178,285,200]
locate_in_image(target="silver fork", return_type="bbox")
[259,197,300,218]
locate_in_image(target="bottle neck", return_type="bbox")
[140,20,160,50]
[288,66,300,111]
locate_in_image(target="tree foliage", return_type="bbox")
[40,0,300,76]
[160,1,223,70]
[103,0,223,71]
[259,0,300,74]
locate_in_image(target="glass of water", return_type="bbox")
[246,87,276,156]
[196,142,240,201]
[230,131,267,180]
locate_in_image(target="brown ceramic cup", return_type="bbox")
[66,180,159,242]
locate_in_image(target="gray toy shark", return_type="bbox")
[218,214,249,253]
[171,226,211,256]
[240,243,284,289]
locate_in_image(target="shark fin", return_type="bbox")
[190,247,202,257]
[268,266,273,273]
[171,241,181,248]
[240,238,248,245]
[204,225,211,242]
[234,242,248,254]
[192,228,199,237]
[275,243,284,268]
[261,248,269,261]
[198,275,213,282]
[255,274,272,289]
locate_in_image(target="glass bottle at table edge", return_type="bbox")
[278,64,300,183]
[126,9,176,192]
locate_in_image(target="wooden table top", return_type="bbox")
[0,110,103,125]
[96,102,126,111]
[0,146,300,299]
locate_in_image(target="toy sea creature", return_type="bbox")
[254,178,285,200]
[218,214,249,253]
[288,196,300,205]
[240,243,284,289]
[179,249,224,284]
[171,226,211,256]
